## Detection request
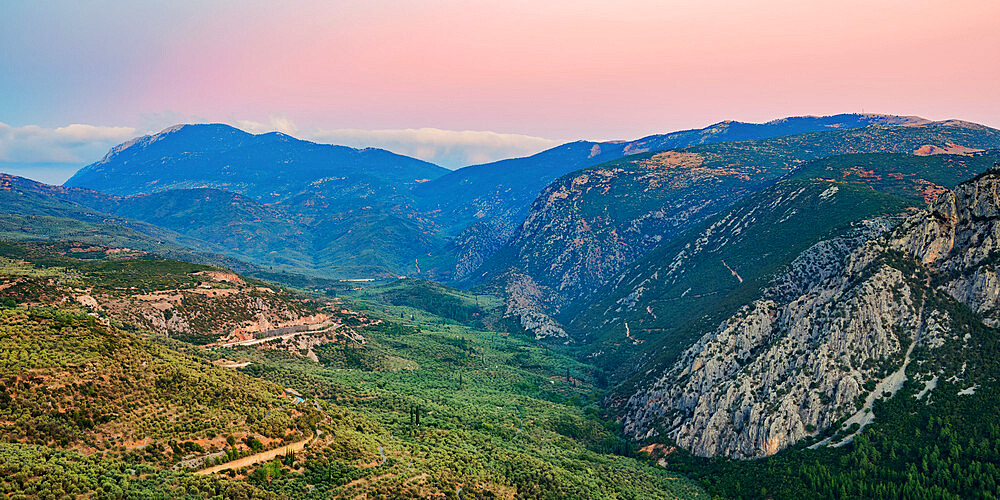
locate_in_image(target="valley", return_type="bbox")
[4,114,1000,498]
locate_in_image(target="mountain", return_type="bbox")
[64,123,448,200]
[0,173,261,271]
[475,121,1000,339]
[417,114,931,278]
[57,125,461,279]
[569,151,1000,377]
[7,170,446,279]
[567,179,910,378]
[622,165,1000,463]
[52,115,938,282]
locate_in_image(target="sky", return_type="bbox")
[2,0,999,184]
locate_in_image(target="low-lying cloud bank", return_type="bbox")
[0,122,139,184]
[309,127,561,168]
[0,122,136,164]
[234,116,562,168]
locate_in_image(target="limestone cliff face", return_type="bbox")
[622,169,1000,459]
[889,171,1000,325]
[501,271,569,341]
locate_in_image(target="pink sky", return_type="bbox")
[1,0,999,178]
[140,0,1000,138]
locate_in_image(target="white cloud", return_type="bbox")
[229,117,562,168]
[234,116,299,136]
[0,122,136,164]
[307,127,562,168]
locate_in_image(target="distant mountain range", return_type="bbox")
[9,114,1000,294]
[47,114,949,281]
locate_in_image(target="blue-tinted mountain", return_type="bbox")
[0,173,256,272]
[64,123,448,200]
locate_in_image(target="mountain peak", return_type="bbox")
[64,122,447,198]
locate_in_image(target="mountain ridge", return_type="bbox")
[477,122,1000,341]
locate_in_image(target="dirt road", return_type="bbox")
[194,436,311,475]
[213,322,339,348]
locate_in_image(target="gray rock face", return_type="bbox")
[501,271,569,340]
[622,169,1000,458]
[889,171,1000,325]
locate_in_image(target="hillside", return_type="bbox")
[788,151,1000,204]
[566,179,910,380]
[623,166,1000,465]
[476,121,1000,339]
[569,151,1000,379]
[0,238,707,498]
[4,172,450,280]
[0,306,313,465]
[0,240,333,345]
[0,174,270,273]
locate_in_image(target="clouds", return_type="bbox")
[0,122,136,164]
[234,116,299,136]
[308,127,561,168]
[227,116,563,168]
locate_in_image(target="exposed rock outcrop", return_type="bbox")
[502,271,569,340]
[622,168,1000,458]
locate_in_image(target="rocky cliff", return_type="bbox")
[621,167,1000,458]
